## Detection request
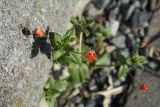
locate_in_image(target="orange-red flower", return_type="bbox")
[85,50,97,63]
[34,28,44,37]
[139,83,149,92]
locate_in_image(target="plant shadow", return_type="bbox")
[30,27,51,59]
[111,68,135,107]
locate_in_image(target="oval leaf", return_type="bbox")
[67,52,82,64]
[51,80,67,92]
[49,32,62,47]
[68,64,81,84]
[95,54,109,65]
[118,64,129,79]
[79,63,89,82]
[52,50,65,60]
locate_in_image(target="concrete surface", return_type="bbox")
[0,0,77,107]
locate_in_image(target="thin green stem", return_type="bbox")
[94,64,115,67]
[79,32,83,82]
[69,51,84,54]
[79,32,83,53]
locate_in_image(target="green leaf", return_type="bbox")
[126,58,132,65]
[80,16,86,25]
[95,54,109,65]
[105,26,112,38]
[135,56,148,67]
[70,17,79,25]
[86,19,93,24]
[63,28,76,42]
[63,44,74,52]
[131,52,148,67]
[65,28,75,37]
[68,64,81,84]
[44,75,55,89]
[61,90,71,99]
[56,54,68,65]
[47,96,56,107]
[95,32,103,37]
[118,64,129,79]
[92,23,112,39]
[51,80,67,92]
[79,63,89,82]
[84,29,90,37]
[49,32,62,47]
[67,52,82,64]
[52,50,65,60]
[116,53,126,64]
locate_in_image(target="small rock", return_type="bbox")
[94,95,104,104]
[94,95,104,107]
[85,99,96,107]
[53,64,61,71]
[120,48,130,58]
[85,3,99,18]
[106,45,116,53]
[136,37,141,44]
[120,76,126,82]
[59,68,70,80]
[66,102,75,107]
[126,33,137,53]
[140,0,149,9]
[113,80,121,87]
[95,77,106,89]
[138,28,146,37]
[101,0,112,10]
[77,103,84,107]
[105,0,117,11]
[111,33,126,48]
[119,24,131,34]
[121,0,130,4]
[92,0,105,9]
[109,20,120,36]
[71,95,82,104]
[149,47,155,57]
[85,36,95,46]
[119,4,129,20]
[93,0,111,11]
[89,79,98,91]
[127,33,136,46]
[148,61,158,70]
[125,1,141,20]
[131,9,152,28]
[109,7,119,20]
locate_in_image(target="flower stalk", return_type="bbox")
[79,32,83,53]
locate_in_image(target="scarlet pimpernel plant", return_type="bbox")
[42,16,148,107]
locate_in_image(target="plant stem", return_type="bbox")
[79,32,83,53]
[70,51,84,54]
[79,32,83,82]
[94,64,116,67]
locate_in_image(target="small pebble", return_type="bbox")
[110,33,126,48]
